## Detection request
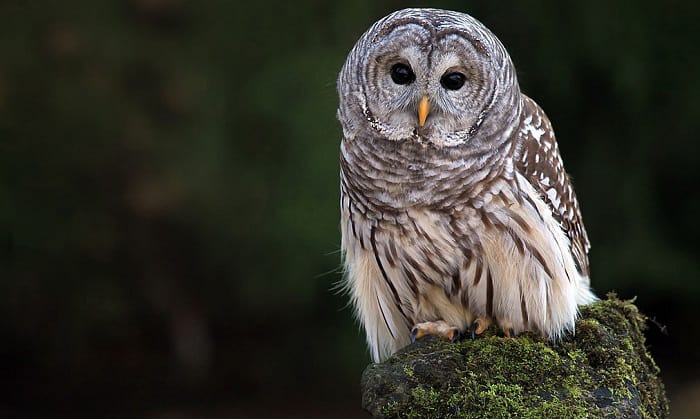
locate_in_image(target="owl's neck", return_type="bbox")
[340,131,517,213]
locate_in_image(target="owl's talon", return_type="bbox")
[411,320,460,343]
[497,321,517,338]
[470,317,492,340]
[470,321,480,340]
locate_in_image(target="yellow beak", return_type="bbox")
[418,95,430,127]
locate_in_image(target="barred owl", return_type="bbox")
[338,8,597,362]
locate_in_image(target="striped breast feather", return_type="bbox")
[515,96,590,276]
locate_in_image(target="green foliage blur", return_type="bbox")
[1,0,698,416]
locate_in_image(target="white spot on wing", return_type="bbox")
[546,188,561,208]
[522,121,546,144]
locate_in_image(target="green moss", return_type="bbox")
[362,296,670,418]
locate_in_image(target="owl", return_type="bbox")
[337,8,597,362]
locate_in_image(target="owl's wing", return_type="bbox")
[515,96,590,276]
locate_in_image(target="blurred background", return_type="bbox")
[1,0,698,417]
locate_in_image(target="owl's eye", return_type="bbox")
[390,63,415,85]
[440,72,466,90]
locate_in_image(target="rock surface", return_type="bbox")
[361,295,669,418]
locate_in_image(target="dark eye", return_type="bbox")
[390,63,415,85]
[440,72,466,90]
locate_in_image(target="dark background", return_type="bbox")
[1,1,699,417]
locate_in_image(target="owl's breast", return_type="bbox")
[340,136,499,212]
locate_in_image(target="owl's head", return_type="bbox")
[338,9,521,149]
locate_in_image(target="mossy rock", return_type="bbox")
[361,295,669,418]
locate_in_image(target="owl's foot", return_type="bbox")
[499,321,518,338]
[410,320,460,343]
[469,317,492,339]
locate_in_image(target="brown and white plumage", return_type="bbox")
[338,8,596,362]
